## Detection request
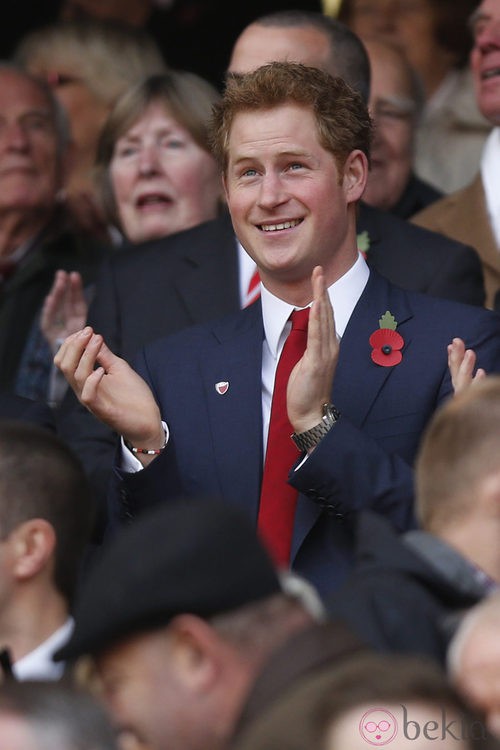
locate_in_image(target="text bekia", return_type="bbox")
[402,706,487,741]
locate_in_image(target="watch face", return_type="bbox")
[323,403,340,425]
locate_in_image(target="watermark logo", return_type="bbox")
[358,706,488,744]
[359,708,398,746]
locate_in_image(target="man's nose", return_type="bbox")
[257,172,288,209]
[475,18,500,51]
[1,121,30,150]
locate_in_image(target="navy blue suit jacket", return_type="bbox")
[113,270,500,597]
[58,211,485,532]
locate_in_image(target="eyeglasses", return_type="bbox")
[371,97,417,124]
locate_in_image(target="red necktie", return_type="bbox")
[257,307,310,567]
[245,268,261,307]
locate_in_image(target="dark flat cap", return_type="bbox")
[56,498,281,661]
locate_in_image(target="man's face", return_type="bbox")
[454,625,500,739]
[95,629,198,750]
[228,23,335,75]
[345,0,439,81]
[0,69,63,218]
[223,103,363,296]
[363,41,414,211]
[470,0,500,124]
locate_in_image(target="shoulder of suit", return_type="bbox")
[411,175,484,228]
[107,216,236,274]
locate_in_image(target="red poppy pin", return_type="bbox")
[369,311,404,367]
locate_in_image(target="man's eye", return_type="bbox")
[376,107,412,122]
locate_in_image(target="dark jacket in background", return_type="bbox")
[390,172,443,220]
[327,511,490,664]
[0,391,55,431]
[0,215,109,395]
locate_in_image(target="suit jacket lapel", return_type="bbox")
[197,272,416,557]
[333,271,413,426]
[291,272,414,560]
[200,302,264,521]
[172,215,240,324]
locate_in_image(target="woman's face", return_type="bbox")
[110,102,221,243]
[27,60,111,192]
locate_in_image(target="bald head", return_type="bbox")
[229,23,335,76]
[227,12,370,105]
[363,37,424,116]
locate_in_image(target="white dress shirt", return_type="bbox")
[12,618,73,681]
[481,127,500,249]
[122,253,369,471]
[260,252,369,452]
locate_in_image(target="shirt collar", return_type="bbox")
[13,618,74,681]
[260,252,370,359]
[481,127,500,246]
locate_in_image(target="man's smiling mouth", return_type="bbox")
[482,67,500,80]
[259,219,302,232]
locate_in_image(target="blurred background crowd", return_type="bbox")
[2,2,500,750]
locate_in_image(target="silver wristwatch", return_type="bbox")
[291,403,340,452]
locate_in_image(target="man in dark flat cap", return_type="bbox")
[56,498,364,750]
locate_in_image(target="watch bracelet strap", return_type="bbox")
[291,405,340,451]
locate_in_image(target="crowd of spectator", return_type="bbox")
[2,3,500,750]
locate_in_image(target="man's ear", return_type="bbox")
[10,519,56,581]
[342,149,369,204]
[167,614,228,693]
